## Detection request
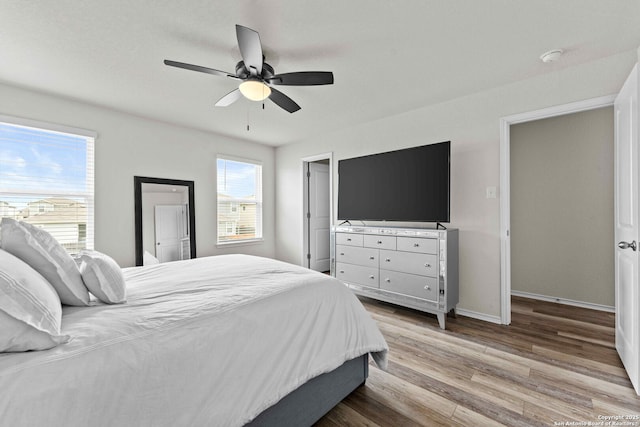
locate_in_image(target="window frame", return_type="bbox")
[0,114,96,253]
[216,154,263,246]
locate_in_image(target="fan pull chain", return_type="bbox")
[246,97,266,131]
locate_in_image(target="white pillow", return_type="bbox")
[0,218,89,306]
[0,248,69,352]
[143,250,160,266]
[77,251,126,304]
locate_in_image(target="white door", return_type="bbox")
[155,205,184,263]
[308,162,330,272]
[614,63,640,395]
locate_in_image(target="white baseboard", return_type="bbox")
[455,308,503,325]
[511,290,615,313]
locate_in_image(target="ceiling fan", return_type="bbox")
[164,25,334,113]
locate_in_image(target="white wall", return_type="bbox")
[0,83,275,267]
[275,51,637,319]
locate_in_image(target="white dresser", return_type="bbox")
[331,225,458,329]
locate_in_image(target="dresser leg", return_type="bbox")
[437,313,446,329]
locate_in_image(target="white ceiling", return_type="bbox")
[1,1,639,146]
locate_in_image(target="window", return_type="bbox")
[0,117,95,254]
[217,156,262,244]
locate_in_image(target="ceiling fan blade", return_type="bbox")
[268,87,301,113]
[267,71,334,86]
[215,88,243,107]
[235,25,263,76]
[164,60,238,79]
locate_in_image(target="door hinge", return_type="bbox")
[306,212,311,219]
[306,253,311,260]
[306,171,311,178]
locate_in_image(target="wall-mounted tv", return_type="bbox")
[337,141,450,222]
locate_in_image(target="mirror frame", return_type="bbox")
[134,176,196,266]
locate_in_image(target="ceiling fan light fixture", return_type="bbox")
[239,79,271,101]
[164,25,332,113]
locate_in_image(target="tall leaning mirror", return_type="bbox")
[134,176,196,266]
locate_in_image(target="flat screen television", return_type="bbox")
[337,141,450,222]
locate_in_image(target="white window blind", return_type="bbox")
[0,118,95,254]
[217,156,262,244]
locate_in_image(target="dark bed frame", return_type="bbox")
[247,354,369,426]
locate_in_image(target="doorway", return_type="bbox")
[499,95,616,324]
[509,106,614,311]
[302,153,333,272]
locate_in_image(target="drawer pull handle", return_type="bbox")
[377,240,382,244]
[414,243,420,247]
[424,285,431,291]
[385,278,391,283]
[385,258,391,262]
[369,256,375,260]
[339,270,344,274]
[347,238,352,242]
[340,252,344,256]
[369,275,375,279]
[425,263,431,268]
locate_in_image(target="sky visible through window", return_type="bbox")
[217,158,258,198]
[0,123,88,209]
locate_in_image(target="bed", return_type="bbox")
[0,253,388,426]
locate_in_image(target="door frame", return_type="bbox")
[301,152,333,268]
[499,95,616,325]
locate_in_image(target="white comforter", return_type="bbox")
[0,254,388,426]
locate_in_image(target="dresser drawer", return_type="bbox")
[335,263,379,288]
[336,245,378,267]
[363,234,396,250]
[335,233,364,247]
[380,269,438,302]
[379,249,438,277]
[397,237,437,254]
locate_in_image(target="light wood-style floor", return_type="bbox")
[316,296,640,426]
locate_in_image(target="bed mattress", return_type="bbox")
[0,254,387,426]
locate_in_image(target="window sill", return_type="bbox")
[216,238,264,248]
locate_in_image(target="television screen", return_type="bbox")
[337,141,450,222]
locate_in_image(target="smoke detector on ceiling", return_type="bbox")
[540,49,564,63]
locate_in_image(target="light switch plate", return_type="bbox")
[486,186,497,199]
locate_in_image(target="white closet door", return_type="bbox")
[614,63,640,395]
